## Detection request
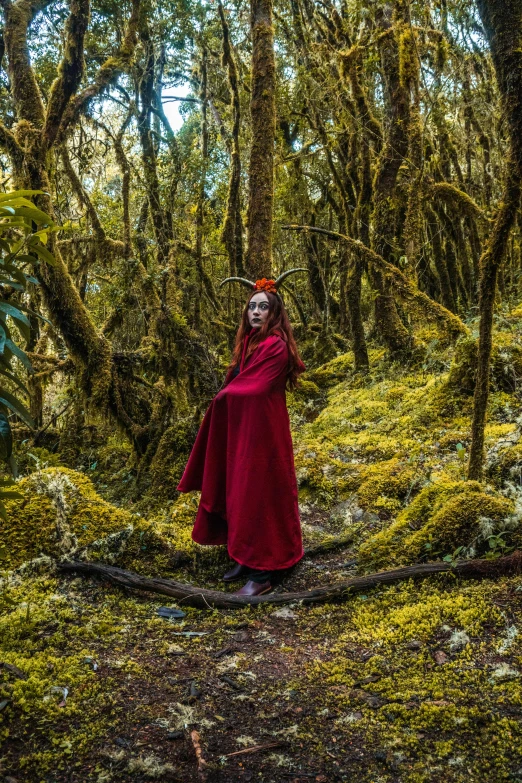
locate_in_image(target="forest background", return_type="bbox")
[1,0,522,781]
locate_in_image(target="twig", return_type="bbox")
[220,675,243,691]
[190,730,208,781]
[167,676,193,685]
[213,646,234,659]
[225,741,286,757]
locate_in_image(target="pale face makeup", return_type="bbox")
[247,292,270,328]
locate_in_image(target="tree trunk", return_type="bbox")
[468,0,522,480]
[136,23,171,266]
[245,0,276,278]
[219,3,245,279]
[369,1,412,353]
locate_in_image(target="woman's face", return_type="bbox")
[247,292,270,328]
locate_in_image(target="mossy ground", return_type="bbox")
[2,569,522,781]
[3,314,522,780]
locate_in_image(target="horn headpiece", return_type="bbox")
[219,268,307,294]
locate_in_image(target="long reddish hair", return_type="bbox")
[227,291,305,390]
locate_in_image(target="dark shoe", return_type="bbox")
[232,580,272,597]
[223,563,252,583]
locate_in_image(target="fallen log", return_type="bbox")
[58,551,522,609]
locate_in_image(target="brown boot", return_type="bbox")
[232,580,272,596]
[223,563,253,583]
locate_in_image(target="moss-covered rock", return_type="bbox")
[358,480,514,569]
[487,441,522,484]
[0,468,146,569]
[357,458,418,509]
[293,378,323,403]
[446,334,522,396]
[305,351,354,389]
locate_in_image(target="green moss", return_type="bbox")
[293,378,323,402]
[148,417,199,500]
[487,441,522,484]
[446,334,522,396]
[305,351,354,389]
[298,574,522,782]
[358,480,514,568]
[357,458,417,508]
[0,576,115,775]
[0,468,147,569]
[15,445,64,474]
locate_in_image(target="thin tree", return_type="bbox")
[468,0,522,480]
[245,0,276,278]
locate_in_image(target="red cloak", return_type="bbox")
[176,332,305,570]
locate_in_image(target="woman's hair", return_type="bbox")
[226,290,305,390]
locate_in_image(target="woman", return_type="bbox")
[177,271,307,596]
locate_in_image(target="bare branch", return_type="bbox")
[60,146,106,243]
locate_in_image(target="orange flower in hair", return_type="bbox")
[253,277,278,294]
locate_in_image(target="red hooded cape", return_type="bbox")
[176,331,305,570]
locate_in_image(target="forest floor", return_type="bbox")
[2,552,522,783]
[3,321,522,782]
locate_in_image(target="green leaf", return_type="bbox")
[0,302,30,327]
[26,239,56,266]
[0,366,30,394]
[0,490,22,500]
[0,302,30,342]
[13,254,41,266]
[2,266,29,286]
[8,301,52,326]
[0,190,45,203]
[16,206,54,225]
[0,279,24,291]
[4,340,33,372]
[0,413,12,460]
[0,390,34,428]
[0,216,26,227]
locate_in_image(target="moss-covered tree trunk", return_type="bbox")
[136,22,171,266]
[369,1,412,353]
[0,0,165,453]
[245,0,276,278]
[468,0,522,480]
[219,3,244,280]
